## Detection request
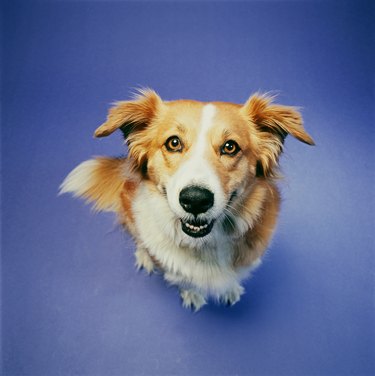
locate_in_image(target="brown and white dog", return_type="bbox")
[60,89,314,311]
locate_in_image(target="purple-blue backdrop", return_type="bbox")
[2,1,374,375]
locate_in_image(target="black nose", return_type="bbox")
[179,186,214,215]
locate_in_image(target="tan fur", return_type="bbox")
[60,157,129,212]
[95,89,164,169]
[241,94,314,177]
[119,178,141,235]
[80,157,127,212]
[233,182,281,268]
[62,89,314,310]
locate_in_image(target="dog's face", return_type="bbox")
[145,101,257,239]
[95,90,314,240]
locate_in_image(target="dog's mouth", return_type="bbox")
[180,218,215,238]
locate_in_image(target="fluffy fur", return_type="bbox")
[60,89,314,311]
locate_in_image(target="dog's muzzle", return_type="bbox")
[179,186,215,238]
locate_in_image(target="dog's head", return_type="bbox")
[95,89,314,240]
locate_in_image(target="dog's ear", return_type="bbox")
[94,89,163,138]
[94,89,164,170]
[241,94,314,177]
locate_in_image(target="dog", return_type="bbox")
[60,89,314,311]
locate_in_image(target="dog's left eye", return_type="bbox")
[165,136,183,152]
[221,140,241,156]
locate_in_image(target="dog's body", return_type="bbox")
[61,90,314,310]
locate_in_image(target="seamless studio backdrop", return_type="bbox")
[1,1,374,375]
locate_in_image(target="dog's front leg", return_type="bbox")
[135,246,156,274]
[219,283,245,306]
[179,288,207,312]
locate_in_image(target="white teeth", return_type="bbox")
[185,223,209,231]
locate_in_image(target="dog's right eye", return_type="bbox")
[165,136,183,152]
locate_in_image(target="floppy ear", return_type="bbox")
[241,94,314,177]
[94,89,162,137]
[94,89,163,169]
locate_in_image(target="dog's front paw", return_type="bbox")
[135,247,155,274]
[180,289,207,312]
[220,284,244,306]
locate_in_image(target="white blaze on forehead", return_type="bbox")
[197,104,216,149]
[184,103,217,178]
[166,103,227,219]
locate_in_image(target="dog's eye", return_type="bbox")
[165,136,183,152]
[221,140,241,156]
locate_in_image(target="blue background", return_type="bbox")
[1,1,374,375]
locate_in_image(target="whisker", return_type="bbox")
[225,198,265,220]
[222,208,237,232]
